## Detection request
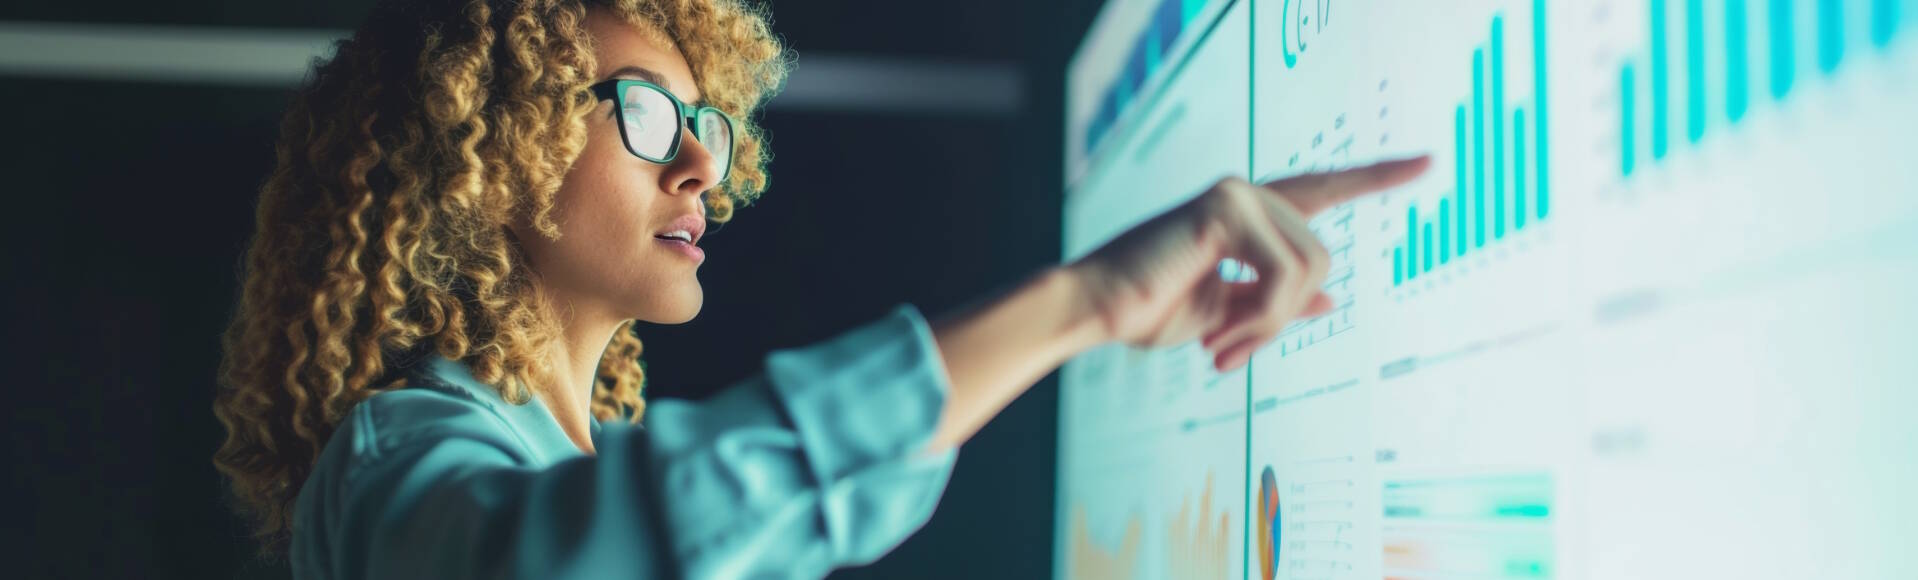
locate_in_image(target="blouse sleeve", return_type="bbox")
[291,304,960,580]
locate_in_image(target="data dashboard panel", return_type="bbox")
[1061,1,1918,579]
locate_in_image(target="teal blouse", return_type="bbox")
[291,305,960,579]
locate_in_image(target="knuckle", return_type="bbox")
[1199,186,1235,213]
[1269,191,1307,217]
[1212,177,1264,208]
[1307,244,1332,278]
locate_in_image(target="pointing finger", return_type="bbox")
[1261,155,1432,218]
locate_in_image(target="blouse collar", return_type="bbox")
[413,354,600,465]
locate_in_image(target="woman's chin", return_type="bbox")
[657,306,700,325]
[640,288,703,325]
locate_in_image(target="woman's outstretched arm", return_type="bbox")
[297,306,960,580]
[924,267,1105,451]
[926,156,1430,451]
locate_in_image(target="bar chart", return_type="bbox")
[1166,473,1235,579]
[1617,0,1905,177]
[1068,506,1142,580]
[1392,0,1551,289]
[1082,0,1229,162]
[1380,473,1556,579]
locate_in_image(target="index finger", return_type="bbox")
[1259,155,1432,218]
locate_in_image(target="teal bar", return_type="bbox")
[1622,64,1638,177]
[1687,0,1706,143]
[1407,206,1419,280]
[1495,504,1554,518]
[1493,16,1507,241]
[1535,0,1550,220]
[1182,0,1206,22]
[1515,110,1527,229]
[1728,0,1750,123]
[1394,247,1403,286]
[1382,502,1554,520]
[1145,29,1162,73]
[1440,199,1452,263]
[1819,0,1843,73]
[1875,0,1900,47]
[1455,106,1468,256]
[1771,0,1796,99]
[1382,474,1557,522]
[1423,222,1434,272]
[1653,0,1670,160]
[1474,48,1488,248]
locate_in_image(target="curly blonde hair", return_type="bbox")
[211,0,789,555]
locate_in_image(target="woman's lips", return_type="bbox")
[655,237,705,263]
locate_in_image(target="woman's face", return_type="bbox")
[515,6,724,325]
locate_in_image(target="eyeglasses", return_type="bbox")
[588,78,735,182]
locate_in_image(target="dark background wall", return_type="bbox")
[0,0,1107,578]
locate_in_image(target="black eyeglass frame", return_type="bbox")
[588,78,736,182]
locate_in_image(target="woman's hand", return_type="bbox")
[925,156,1427,450]
[1065,156,1431,371]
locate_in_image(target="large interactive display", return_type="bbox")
[1057,1,1918,578]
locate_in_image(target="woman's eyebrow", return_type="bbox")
[604,65,670,90]
[602,65,704,105]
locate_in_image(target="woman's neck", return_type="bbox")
[533,298,625,456]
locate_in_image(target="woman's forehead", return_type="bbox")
[587,9,700,102]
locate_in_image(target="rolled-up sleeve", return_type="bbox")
[291,304,959,580]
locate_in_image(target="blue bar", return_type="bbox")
[1407,206,1419,280]
[1440,199,1452,263]
[1687,0,1706,143]
[1423,222,1434,272]
[1875,0,1900,47]
[1622,64,1637,177]
[1455,105,1469,256]
[1535,0,1550,220]
[1493,16,1507,241]
[1156,0,1185,54]
[1819,0,1844,73]
[1653,0,1670,160]
[1728,0,1750,123]
[1515,109,1527,230]
[1771,0,1796,99]
[1474,48,1488,248]
[1125,43,1147,99]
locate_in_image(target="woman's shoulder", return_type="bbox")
[318,351,566,475]
[329,352,556,461]
[318,382,527,474]
[290,375,543,574]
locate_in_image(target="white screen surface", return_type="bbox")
[1058,1,1918,579]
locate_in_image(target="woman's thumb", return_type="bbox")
[1298,291,1335,318]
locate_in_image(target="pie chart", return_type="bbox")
[1258,465,1281,580]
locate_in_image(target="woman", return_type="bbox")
[210,0,1429,577]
